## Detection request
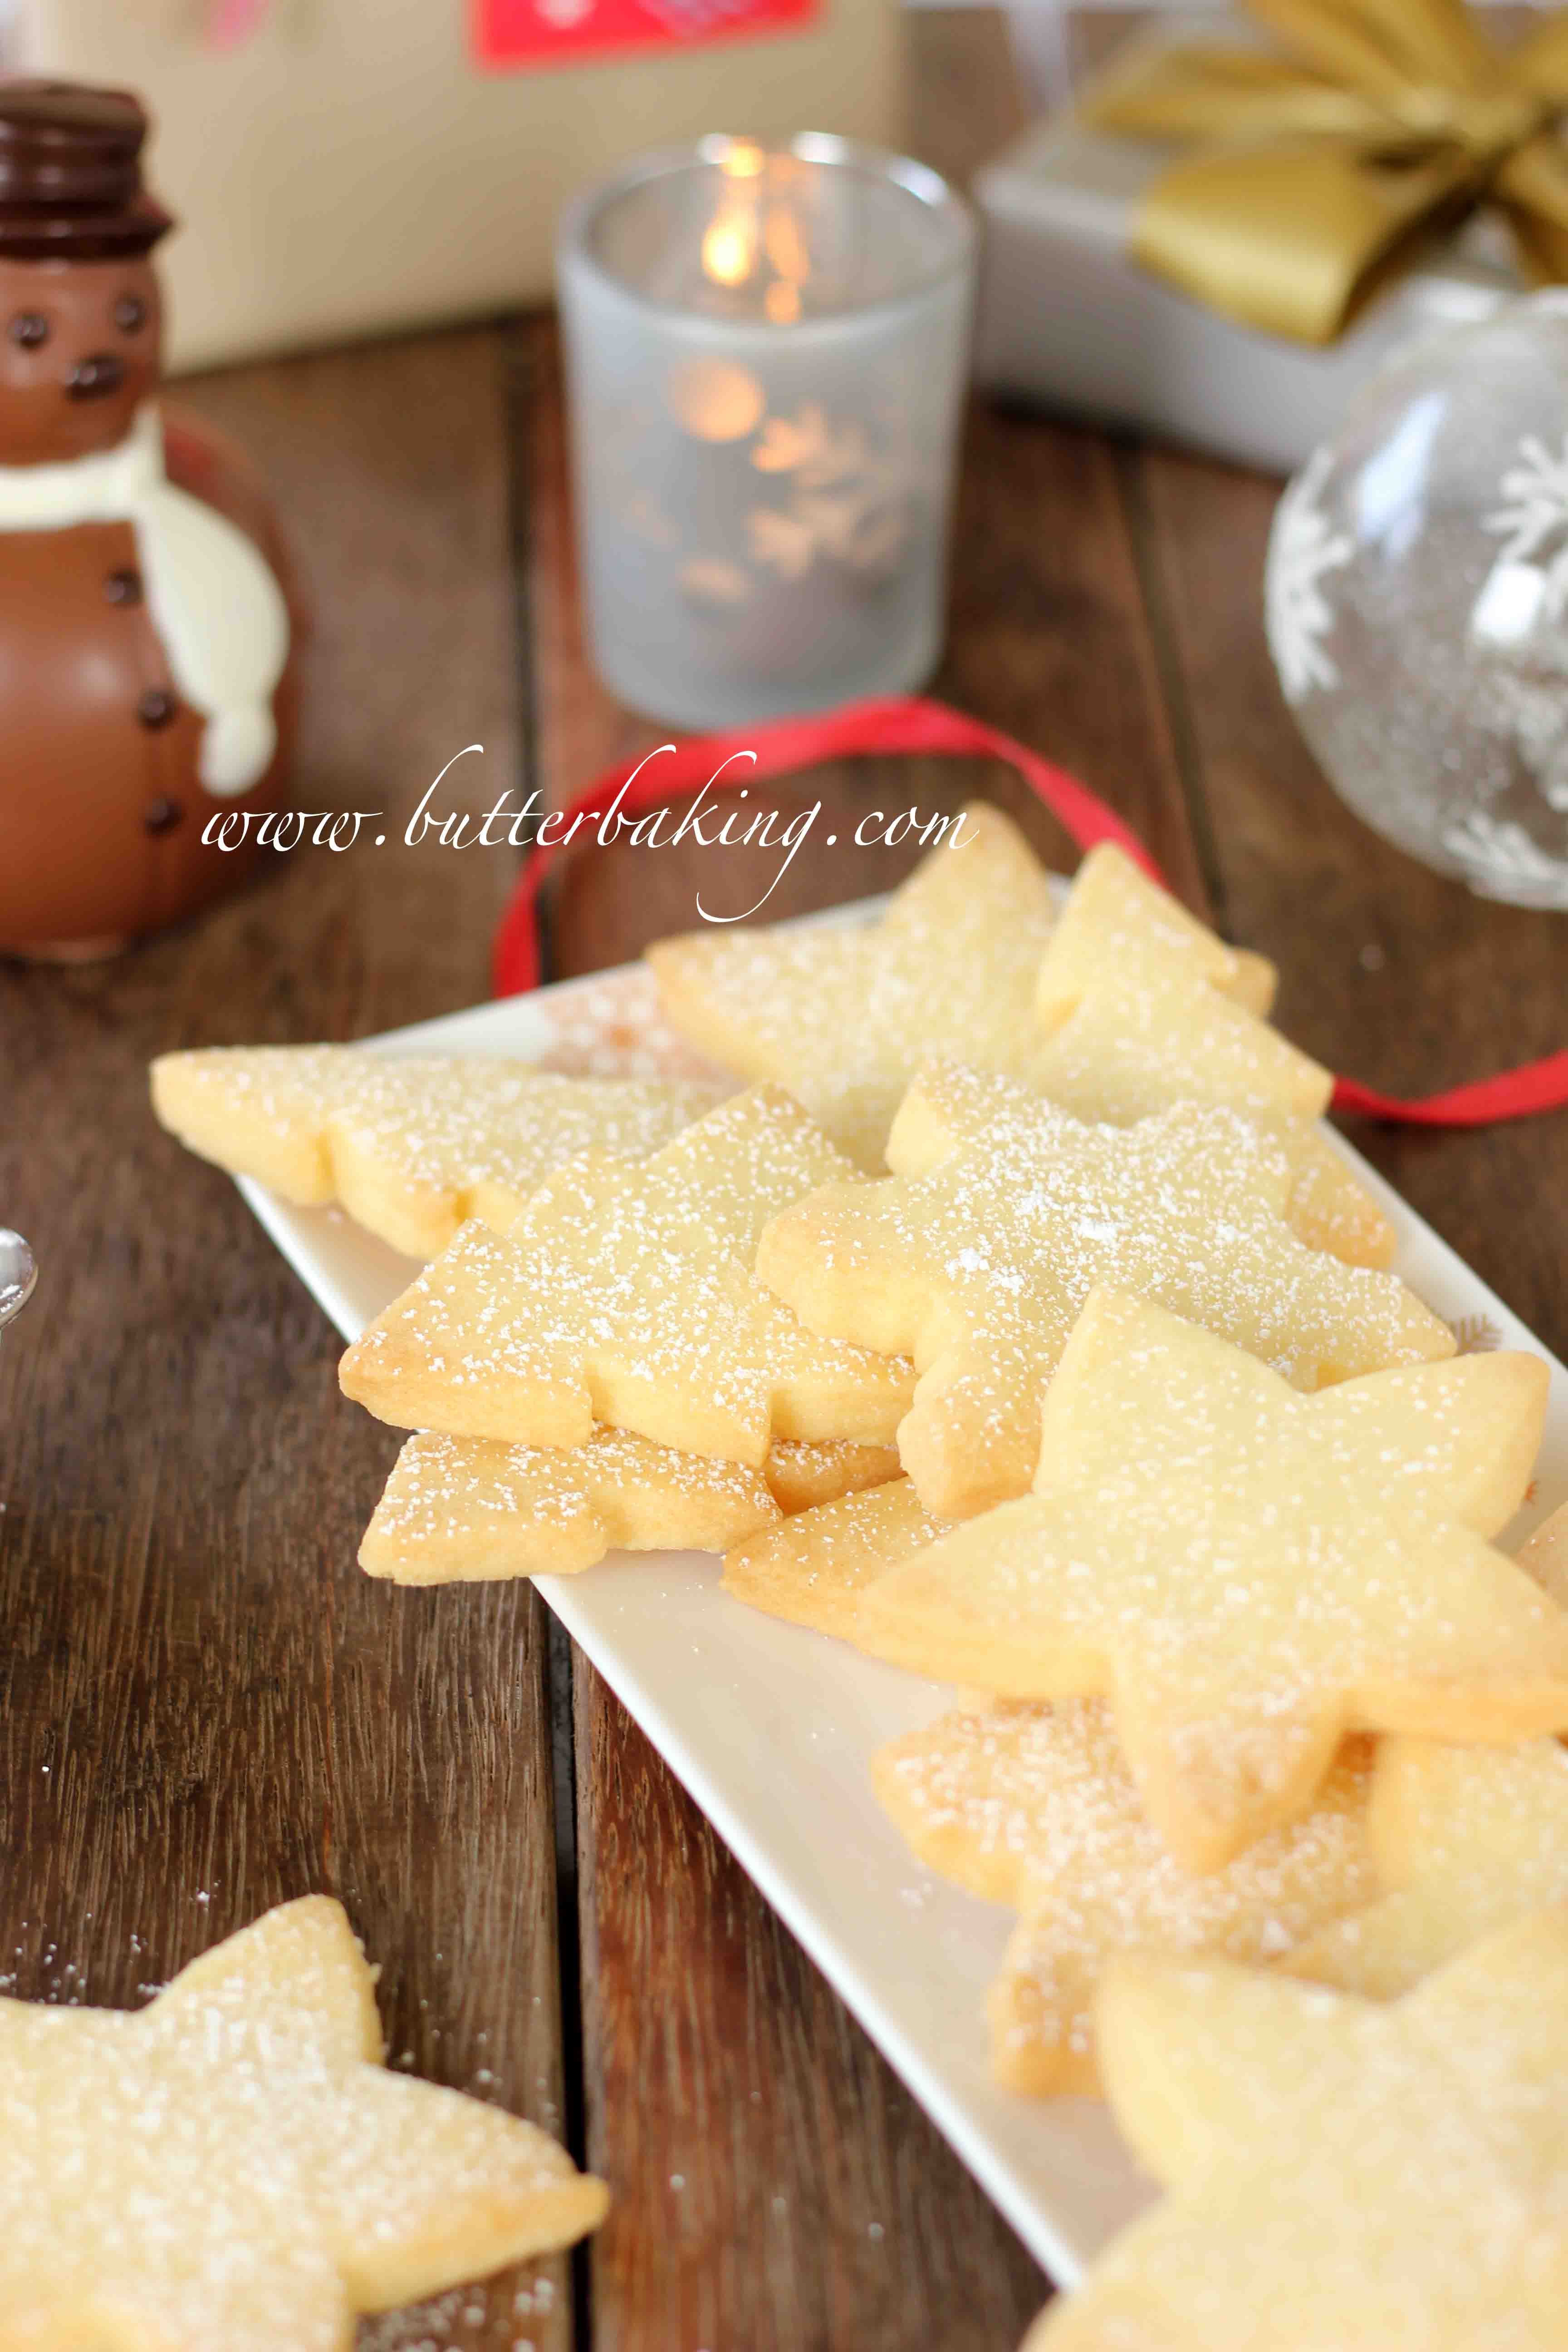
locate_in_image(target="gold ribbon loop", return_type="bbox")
[1084,0,1568,342]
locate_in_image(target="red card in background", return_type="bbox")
[474,0,817,69]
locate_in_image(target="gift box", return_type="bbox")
[973,15,1526,475]
[12,0,900,373]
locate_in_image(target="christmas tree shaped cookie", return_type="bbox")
[363,1426,782,1583]
[758,1063,1451,1517]
[340,1086,913,1465]
[362,1427,900,1583]
[0,1895,606,2349]
[646,803,1058,1170]
[1020,845,1390,1267]
[1285,1734,1568,1998]
[153,1044,720,1258]
[856,1289,1562,1868]
[874,1700,1375,2096]
[1028,1913,1568,2351]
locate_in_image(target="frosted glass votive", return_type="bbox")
[557,134,976,729]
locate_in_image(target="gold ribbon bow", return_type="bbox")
[1082,0,1568,342]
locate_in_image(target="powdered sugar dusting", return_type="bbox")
[343,1088,915,1464]
[760,1063,1451,1517]
[876,1697,1373,2083]
[534,965,735,1088]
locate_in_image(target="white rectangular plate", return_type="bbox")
[235,908,1568,2289]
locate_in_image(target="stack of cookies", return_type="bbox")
[154,808,1568,2347]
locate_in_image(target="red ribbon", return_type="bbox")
[492,693,1568,1129]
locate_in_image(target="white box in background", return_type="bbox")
[974,18,1522,474]
[13,0,901,373]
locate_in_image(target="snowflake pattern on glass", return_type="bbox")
[1264,448,1354,705]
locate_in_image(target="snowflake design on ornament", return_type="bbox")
[1265,447,1353,704]
[1441,808,1568,896]
[1485,435,1568,625]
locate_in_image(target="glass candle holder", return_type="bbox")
[557,134,976,729]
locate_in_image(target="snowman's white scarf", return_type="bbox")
[0,402,288,797]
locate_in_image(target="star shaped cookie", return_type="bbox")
[722,1475,945,1640]
[152,1045,720,1258]
[1027,1911,1568,2351]
[855,1289,1562,1868]
[362,1427,900,1583]
[758,1063,1452,1518]
[646,803,1058,1170]
[0,1895,607,2350]
[340,1086,914,1466]
[1285,1733,1568,1998]
[875,1700,1375,2097]
[1019,845,1389,1268]
[1520,1496,1568,1607]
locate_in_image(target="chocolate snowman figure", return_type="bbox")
[0,81,298,958]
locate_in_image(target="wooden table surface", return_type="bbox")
[4,14,1568,2348]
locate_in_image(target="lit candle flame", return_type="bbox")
[702,210,756,288]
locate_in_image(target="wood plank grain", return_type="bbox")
[0,325,574,2352]
[574,1670,1048,2352]
[1131,442,1568,1367]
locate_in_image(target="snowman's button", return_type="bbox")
[103,566,142,606]
[137,686,176,728]
[143,797,182,837]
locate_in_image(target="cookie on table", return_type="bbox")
[0,1895,606,2349]
[361,1428,902,1584]
[340,1085,914,1466]
[874,1699,1375,2097]
[1021,844,1391,1269]
[152,1043,721,1258]
[758,1062,1453,1519]
[856,1289,1561,1870]
[1284,1733,1568,1999]
[646,803,1058,1171]
[1027,1912,1568,2350]
[722,1476,945,1642]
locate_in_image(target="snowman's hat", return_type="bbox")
[0,81,172,260]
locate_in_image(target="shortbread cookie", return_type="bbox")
[647,804,1058,1170]
[360,1428,901,1583]
[0,1894,607,2349]
[723,1476,945,1641]
[1022,845,1390,1269]
[152,1044,720,1258]
[1027,1912,1568,2350]
[1285,1734,1568,1998]
[1035,841,1276,1028]
[760,1437,903,1515]
[1520,1496,1568,1608]
[856,1289,1560,1869]
[340,1086,914,1465]
[759,1064,1453,1518]
[875,1700,1374,2096]
[362,1427,781,1583]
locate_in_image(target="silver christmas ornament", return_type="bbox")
[1266,292,1568,907]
